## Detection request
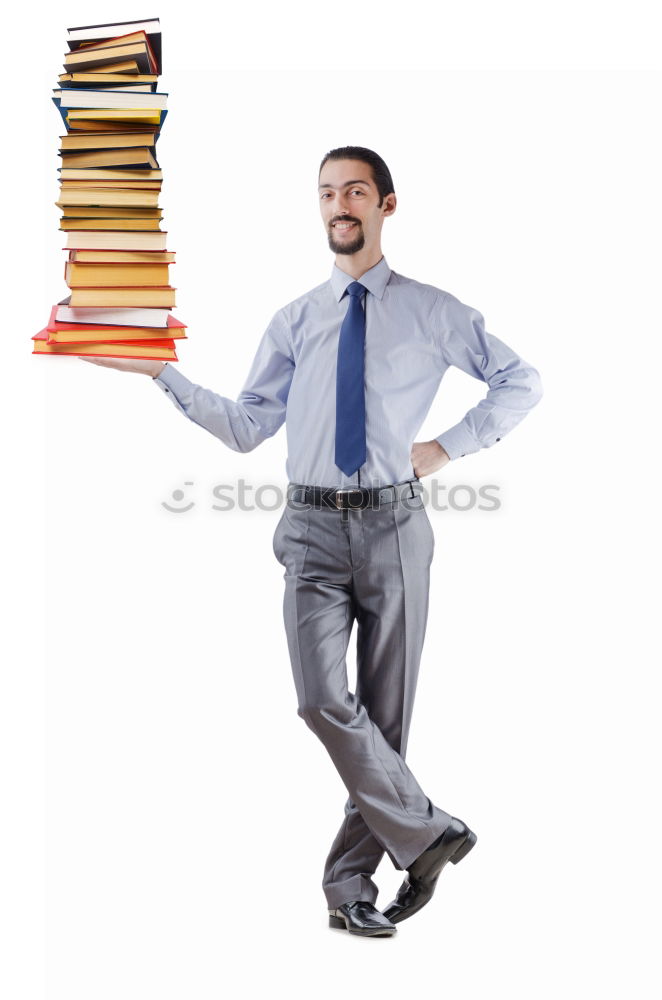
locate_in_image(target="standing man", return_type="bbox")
[80,146,543,937]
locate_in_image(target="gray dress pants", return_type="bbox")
[272,480,452,909]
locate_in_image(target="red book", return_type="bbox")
[32,326,178,360]
[44,304,187,343]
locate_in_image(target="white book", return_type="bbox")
[55,89,168,110]
[65,231,168,251]
[56,300,170,328]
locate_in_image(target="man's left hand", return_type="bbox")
[411,440,451,478]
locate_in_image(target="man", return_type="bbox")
[80,146,543,938]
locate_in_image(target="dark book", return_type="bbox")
[67,19,162,74]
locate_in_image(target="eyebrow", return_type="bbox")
[318,179,371,190]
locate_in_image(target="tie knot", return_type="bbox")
[346,281,366,299]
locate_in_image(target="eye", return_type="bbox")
[351,189,364,196]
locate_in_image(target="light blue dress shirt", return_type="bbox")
[153,256,542,487]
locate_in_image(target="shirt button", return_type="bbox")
[496,437,500,442]
[165,388,170,392]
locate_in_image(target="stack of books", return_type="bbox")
[32,17,187,360]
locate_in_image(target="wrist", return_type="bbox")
[150,362,167,378]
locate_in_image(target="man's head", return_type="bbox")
[318,146,396,257]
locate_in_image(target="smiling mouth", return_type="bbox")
[332,221,359,233]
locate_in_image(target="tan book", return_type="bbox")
[59,168,163,181]
[68,287,176,307]
[58,206,163,219]
[59,131,157,150]
[76,31,153,50]
[65,261,171,286]
[60,218,162,231]
[69,250,175,263]
[64,42,155,74]
[73,59,140,73]
[65,231,168,250]
[56,187,160,207]
[58,72,158,84]
[59,149,158,169]
[59,180,162,189]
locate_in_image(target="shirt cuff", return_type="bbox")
[153,361,192,393]
[435,423,482,461]
[152,361,196,415]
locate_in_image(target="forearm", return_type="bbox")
[436,361,543,460]
[435,293,543,460]
[153,362,281,452]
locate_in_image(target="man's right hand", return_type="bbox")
[78,357,166,378]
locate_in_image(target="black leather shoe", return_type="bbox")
[382,816,477,924]
[328,900,397,937]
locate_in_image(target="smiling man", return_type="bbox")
[80,146,542,937]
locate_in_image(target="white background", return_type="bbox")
[3,1,661,997]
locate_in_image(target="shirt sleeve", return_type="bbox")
[152,310,294,452]
[434,292,543,460]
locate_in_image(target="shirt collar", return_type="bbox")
[330,256,391,302]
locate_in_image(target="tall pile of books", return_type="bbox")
[32,17,187,360]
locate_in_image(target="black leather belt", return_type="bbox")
[287,479,422,510]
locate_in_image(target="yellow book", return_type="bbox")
[65,261,171,286]
[66,109,163,126]
[68,287,176,307]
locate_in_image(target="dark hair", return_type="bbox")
[318,146,395,207]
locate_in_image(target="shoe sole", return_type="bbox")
[449,828,477,865]
[328,915,396,936]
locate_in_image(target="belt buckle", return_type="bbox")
[335,488,360,509]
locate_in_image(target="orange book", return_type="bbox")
[33,327,178,360]
[68,286,176,307]
[65,260,171,286]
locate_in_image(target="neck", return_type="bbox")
[334,245,384,279]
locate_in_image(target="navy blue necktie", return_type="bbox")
[335,281,367,476]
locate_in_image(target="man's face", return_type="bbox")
[318,158,395,256]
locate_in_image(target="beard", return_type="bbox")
[327,221,365,255]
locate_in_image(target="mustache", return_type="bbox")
[329,216,362,227]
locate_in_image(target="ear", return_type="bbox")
[382,193,397,217]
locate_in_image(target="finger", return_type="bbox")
[79,357,119,368]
